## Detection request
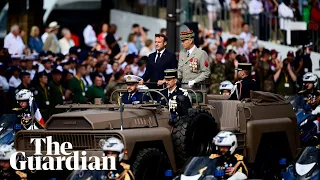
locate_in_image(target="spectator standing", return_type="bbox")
[49,69,65,114]
[65,64,86,104]
[97,23,109,51]
[137,57,147,77]
[4,25,25,55]
[209,49,226,94]
[8,66,21,88]
[34,72,50,121]
[257,50,274,92]
[139,39,153,57]
[28,26,43,54]
[278,0,294,45]
[127,33,138,55]
[105,71,125,103]
[106,24,121,60]
[41,25,50,43]
[249,0,264,14]
[225,49,237,82]
[43,21,61,54]
[59,28,75,55]
[310,0,320,50]
[230,0,247,35]
[205,0,221,30]
[239,23,251,43]
[83,24,98,49]
[83,64,93,88]
[274,59,297,96]
[86,75,105,104]
[0,65,9,92]
[140,34,177,89]
[130,24,147,52]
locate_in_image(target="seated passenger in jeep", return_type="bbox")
[158,69,188,106]
[210,131,248,179]
[121,75,147,104]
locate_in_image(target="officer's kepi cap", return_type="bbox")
[236,63,252,71]
[164,69,178,79]
[52,68,63,74]
[124,75,142,84]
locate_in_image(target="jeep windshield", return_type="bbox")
[182,156,218,176]
[0,114,16,144]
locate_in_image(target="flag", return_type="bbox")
[29,100,45,127]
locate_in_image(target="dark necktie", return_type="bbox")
[169,93,171,97]
[155,52,161,63]
[128,94,131,100]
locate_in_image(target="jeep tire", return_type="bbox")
[132,148,171,180]
[171,109,218,169]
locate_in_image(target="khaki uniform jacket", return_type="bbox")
[43,33,60,54]
[178,46,211,83]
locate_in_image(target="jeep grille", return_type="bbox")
[15,132,122,151]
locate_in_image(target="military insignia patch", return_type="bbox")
[173,95,176,100]
[204,60,209,67]
[127,76,131,80]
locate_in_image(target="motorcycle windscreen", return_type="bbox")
[294,146,320,176]
[182,156,218,176]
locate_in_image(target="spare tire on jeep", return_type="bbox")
[171,108,218,169]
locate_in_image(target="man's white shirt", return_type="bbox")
[4,33,25,55]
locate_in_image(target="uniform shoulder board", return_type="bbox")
[199,166,208,175]
[209,154,220,159]
[86,176,93,180]
[120,162,131,170]
[234,154,244,161]
[317,90,320,93]
[298,90,306,94]
[16,171,27,179]
[12,108,22,111]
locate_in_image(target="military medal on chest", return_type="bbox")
[189,58,198,73]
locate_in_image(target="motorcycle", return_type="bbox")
[282,146,320,180]
[0,114,16,145]
[173,156,247,180]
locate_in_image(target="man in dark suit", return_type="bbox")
[158,69,188,106]
[121,75,145,104]
[229,63,258,100]
[140,34,177,89]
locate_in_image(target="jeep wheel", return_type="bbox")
[171,109,217,169]
[132,148,171,180]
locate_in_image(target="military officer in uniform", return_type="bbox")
[13,89,45,131]
[297,72,320,111]
[121,75,146,104]
[229,63,258,100]
[209,131,248,179]
[0,144,27,180]
[33,72,50,122]
[158,69,188,105]
[49,69,65,115]
[178,30,211,90]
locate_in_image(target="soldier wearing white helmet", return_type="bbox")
[98,137,134,180]
[219,81,234,95]
[297,72,320,111]
[210,131,248,178]
[13,89,44,131]
[0,144,27,179]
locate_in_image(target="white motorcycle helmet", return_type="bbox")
[0,144,16,161]
[303,72,318,88]
[99,137,124,161]
[16,89,33,101]
[219,81,234,94]
[213,131,238,155]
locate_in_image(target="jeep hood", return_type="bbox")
[45,109,156,130]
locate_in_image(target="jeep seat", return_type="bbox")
[208,99,241,131]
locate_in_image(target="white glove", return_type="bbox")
[188,80,195,88]
[312,106,320,115]
[179,88,189,96]
[227,172,247,180]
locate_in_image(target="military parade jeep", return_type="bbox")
[13,89,301,179]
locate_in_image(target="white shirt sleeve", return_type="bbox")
[249,1,263,15]
[3,34,10,49]
[279,5,294,18]
[0,76,9,91]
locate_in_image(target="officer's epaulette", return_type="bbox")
[209,154,220,159]
[12,108,22,111]
[234,154,244,161]
[120,162,131,170]
[86,176,93,180]
[298,90,306,94]
[317,90,320,93]
[16,171,27,179]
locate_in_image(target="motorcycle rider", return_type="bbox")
[0,144,27,180]
[219,81,234,96]
[97,137,134,180]
[12,89,45,131]
[210,131,248,179]
[297,72,320,111]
